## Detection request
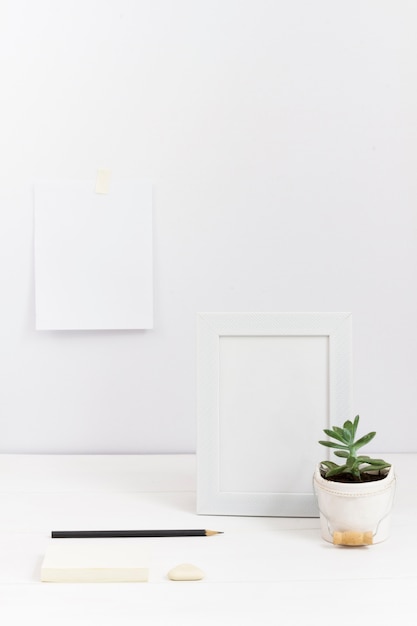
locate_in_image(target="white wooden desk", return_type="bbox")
[0,453,415,625]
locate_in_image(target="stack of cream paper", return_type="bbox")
[41,540,150,582]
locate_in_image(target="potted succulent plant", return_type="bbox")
[313,415,395,546]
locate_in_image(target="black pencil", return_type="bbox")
[51,529,223,539]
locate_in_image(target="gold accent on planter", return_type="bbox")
[333,530,373,546]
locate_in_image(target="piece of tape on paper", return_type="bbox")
[95,169,111,194]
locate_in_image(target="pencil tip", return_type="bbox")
[206,529,224,536]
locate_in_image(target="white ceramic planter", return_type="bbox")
[313,465,396,545]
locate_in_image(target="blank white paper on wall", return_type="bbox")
[34,180,153,330]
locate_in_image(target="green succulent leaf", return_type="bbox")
[342,423,354,443]
[359,457,390,466]
[354,432,376,449]
[360,463,391,472]
[320,461,340,469]
[342,428,352,443]
[325,464,348,478]
[333,426,351,443]
[343,420,353,434]
[334,450,349,458]
[352,415,360,437]
[323,428,348,444]
[319,440,349,450]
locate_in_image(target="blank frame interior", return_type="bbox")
[197,312,352,517]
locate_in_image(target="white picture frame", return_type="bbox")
[196,312,352,517]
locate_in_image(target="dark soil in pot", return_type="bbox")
[319,467,390,483]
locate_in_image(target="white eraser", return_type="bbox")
[41,539,150,582]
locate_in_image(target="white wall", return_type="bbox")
[0,0,416,453]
